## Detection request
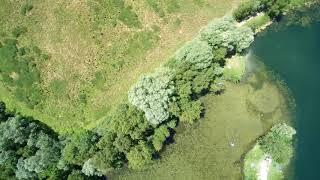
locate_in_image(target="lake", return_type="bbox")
[250,5,320,179]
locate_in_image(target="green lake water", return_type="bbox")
[250,5,320,179]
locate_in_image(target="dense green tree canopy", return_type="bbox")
[233,0,260,21]
[152,125,170,151]
[232,0,291,21]
[61,130,99,166]
[86,104,155,174]
[67,170,86,180]
[84,134,120,176]
[126,141,154,170]
[0,101,7,122]
[175,40,214,69]
[128,68,175,125]
[0,116,62,179]
[199,17,254,53]
[107,104,150,140]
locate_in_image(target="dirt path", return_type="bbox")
[258,157,272,180]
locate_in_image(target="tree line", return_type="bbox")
[232,0,301,22]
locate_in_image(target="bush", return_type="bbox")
[87,0,141,28]
[233,0,291,21]
[12,26,28,38]
[86,134,120,175]
[233,0,260,22]
[169,61,223,98]
[92,148,117,171]
[245,14,271,32]
[267,0,289,18]
[234,27,255,52]
[146,0,165,17]
[118,6,141,28]
[210,78,226,93]
[20,1,33,15]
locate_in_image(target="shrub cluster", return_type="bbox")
[233,0,261,22]
[88,0,141,28]
[20,0,33,16]
[245,14,271,32]
[233,0,291,22]
[145,0,180,18]
[0,30,49,108]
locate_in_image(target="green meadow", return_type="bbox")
[0,0,238,133]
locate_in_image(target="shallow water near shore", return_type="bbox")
[112,54,293,179]
[249,4,320,179]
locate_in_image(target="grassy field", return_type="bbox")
[0,0,241,133]
[110,64,294,179]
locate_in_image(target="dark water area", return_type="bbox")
[250,5,320,179]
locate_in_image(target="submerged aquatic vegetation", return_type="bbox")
[248,82,281,114]
[223,55,246,83]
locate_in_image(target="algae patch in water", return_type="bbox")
[248,83,280,114]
